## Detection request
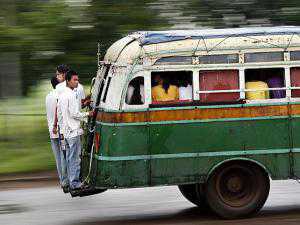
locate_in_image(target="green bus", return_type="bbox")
[81,26,300,219]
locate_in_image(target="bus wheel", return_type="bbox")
[206,162,270,219]
[178,184,208,209]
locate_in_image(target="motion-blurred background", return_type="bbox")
[1,0,300,176]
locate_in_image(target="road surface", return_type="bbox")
[1,180,300,225]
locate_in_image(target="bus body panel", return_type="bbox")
[91,102,294,189]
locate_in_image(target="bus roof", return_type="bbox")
[139,26,300,45]
[104,26,300,64]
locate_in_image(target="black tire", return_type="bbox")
[205,161,270,219]
[178,183,209,209]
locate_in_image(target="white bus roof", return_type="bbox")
[104,26,300,64]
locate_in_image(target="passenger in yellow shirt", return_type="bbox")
[152,74,179,102]
[245,81,270,100]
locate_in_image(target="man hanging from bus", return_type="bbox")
[45,77,69,192]
[57,70,94,196]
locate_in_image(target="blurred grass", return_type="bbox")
[0,80,56,175]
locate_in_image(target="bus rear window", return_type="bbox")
[91,65,110,107]
[199,70,239,103]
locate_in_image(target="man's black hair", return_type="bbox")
[51,76,59,89]
[56,64,69,74]
[66,70,78,82]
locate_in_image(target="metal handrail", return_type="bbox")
[197,86,300,94]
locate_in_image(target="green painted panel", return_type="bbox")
[95,124,150,187]
[150,154,290,186]
[96,160,149,188]
[94,153,290,188]
[291,117,300,176]
[149,119,289,155]
[148,118,290,186]
[100,125,149,157]
[91,118,291,189]
[149,122,243,154]
[242,119,290,150]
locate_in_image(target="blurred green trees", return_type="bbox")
[2,0,300,174]
[0,0,169,95]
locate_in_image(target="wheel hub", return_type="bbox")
[227,176,243,193]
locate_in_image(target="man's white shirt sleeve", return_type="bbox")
[68,93,89,122]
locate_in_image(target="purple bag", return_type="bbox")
[267,77,286,99]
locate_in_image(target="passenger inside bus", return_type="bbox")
[179,75,193,101]
[245,68,285,100]
[151,71,193,104]
[126,77,145,105]
[152,74,179,102]
[245,80,270,100]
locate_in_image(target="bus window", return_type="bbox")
[290,51,300,61]
[291,68,300,98]
[199,54,239,64]
[199,70,239,103]
[126,77,145,105]
[155,56,192,65]
[151,71,193,105]
[244,52,284,63]
[245,68,285,100]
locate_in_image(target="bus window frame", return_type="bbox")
[198,68,241,103]
[196,65,291,105]
[288,66,300,102]
[122,71,151,110]
[149,69,196,108]
[243,66,288,104]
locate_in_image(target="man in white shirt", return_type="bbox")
[53,64,87,135]
[45,77,68,191]
[57,70,93,195]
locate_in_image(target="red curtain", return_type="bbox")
[199,70,239,102]
[291,68,300,98]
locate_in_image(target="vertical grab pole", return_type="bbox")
[82,42,102,185]
[97,42,101,68]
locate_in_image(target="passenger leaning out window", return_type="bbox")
[152,74,179,102]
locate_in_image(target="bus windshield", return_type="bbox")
[90,64,111,109]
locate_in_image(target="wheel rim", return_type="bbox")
[215,165,258,208]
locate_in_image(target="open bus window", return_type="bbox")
[291,68,300,98]
[151,71,193,105]
[245,68,285,100]
[125,77,145,105]
[199,70,240,103]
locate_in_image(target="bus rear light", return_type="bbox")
[94,133,100,154]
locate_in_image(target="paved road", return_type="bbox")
[1,180,300,225]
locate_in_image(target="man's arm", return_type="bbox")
[68,94,89,121]
[52,106,58,134]
[57,100,64,135]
